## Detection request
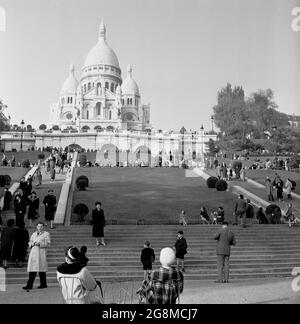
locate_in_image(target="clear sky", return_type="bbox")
[0,0,299,131]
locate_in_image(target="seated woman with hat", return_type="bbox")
[57,247,103,304]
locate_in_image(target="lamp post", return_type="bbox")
[211,116,214,133]
[180,126,186,163]
[20,120,25,151]
[272,125,277,161]
[200,124,204,157]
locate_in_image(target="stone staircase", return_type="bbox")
[4,224,300,285]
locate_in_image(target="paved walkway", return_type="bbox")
[0,278,299,304]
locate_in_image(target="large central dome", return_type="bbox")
[83,21,120,69]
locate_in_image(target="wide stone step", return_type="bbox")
[5,261,299,272]
[5,270,293,285]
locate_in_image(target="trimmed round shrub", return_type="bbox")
[76,176,89,190]
[266,204,282,224]
[22,159,30,168]
[233,160,242,179]
[52,125,60,131]
[4,175,11,186]
[216,179,228,191]
[79,154,87,167]
[39,124,47,131]
[0,175,6,187]
[206,176,219,188]
[73,203,89,223]
[38,153,45,160]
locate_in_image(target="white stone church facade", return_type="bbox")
[49,21,150,133]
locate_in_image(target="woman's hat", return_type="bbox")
[67,247,80,262]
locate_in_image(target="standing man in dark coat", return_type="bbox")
[19,177,28,194]
[12,222,29,268]
[3,187,12,211]
[234,194,247,227]
[43,189,57,229]
[27,191,40,227]
[92,202,106,246]
[174,231,188,272]
[214,221,236,283]
[14,195,27,227]
[0,219,15,269]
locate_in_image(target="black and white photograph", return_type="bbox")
[0,0,300,311]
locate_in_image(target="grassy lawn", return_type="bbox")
[71,168,237,224]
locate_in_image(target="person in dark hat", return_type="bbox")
[12,222,29,268]
[91,202,106,246]
[3,187,12,211]
[174,231,187,272]
[14,194,27,227]
[57,247,103,304]
[214,221,236,283]
[43,189,57,229]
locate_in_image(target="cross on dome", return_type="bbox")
[99,19,106,41]
[127,65,133,78]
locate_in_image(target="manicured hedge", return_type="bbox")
[206,176,219,188]
[216,179,228,191]
[76,175,89,190]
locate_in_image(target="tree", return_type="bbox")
[207,139,220,155]
[212,83,246,138]
[26,125,34,132]
[246,89,289,138]
[39,124,47,130]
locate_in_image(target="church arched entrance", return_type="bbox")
[97,144,119,166]
[135,145,152,166]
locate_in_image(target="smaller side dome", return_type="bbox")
[61,64,79,94]
[121,65,140,96]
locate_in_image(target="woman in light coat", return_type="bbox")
[57,247,103,304]
[23,222,51,290]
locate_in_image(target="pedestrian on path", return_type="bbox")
[246,199,255,224]
[240,167,246,182]
[92,202,106,246]
[50,167,56,182]
[23,222,50,290]
[174,231,187,272]
[27,191,40,227]
[14,194,27,227]
[43,189,57,229]
[179,210,188,226]
[273,174,284,201]
[214,221,236,283]
[3,187,12,211]
[285,179,293,200]
[233,194,247,227]
[36,166,42,187]
[141,241,155,280]
[265,177,274,202]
